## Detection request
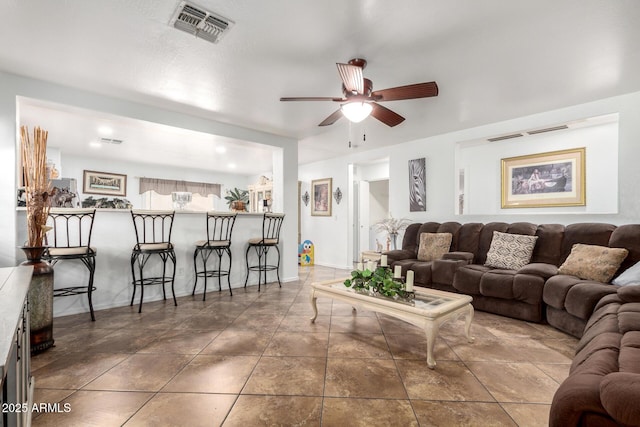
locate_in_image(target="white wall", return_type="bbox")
[457,119,618,215]
[299,90,640,268]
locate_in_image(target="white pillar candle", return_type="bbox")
[368,261,376,271]
[380,254,387,267]
[394,265,402,278]
[356,262,363,271]
[406,270,414,292]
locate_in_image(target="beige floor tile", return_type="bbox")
[328,332,392,359]
[501,402,552,427]
[32,390,153,427]
[411,400,517,427]
[322,397,418,427]
[324,358,408,399]
[278,314,331,333]
[223,395,322,427]
[263,331,329,357]
[534,363,572,383]
[33,352,130,389]
[173,312,239,330]
[329,315,383,334]
[386,332,460,361]
[467,361,561,403]
[124,393,236,427]
[227,312,286,332]
[201,330,273,355]
[242,356,326,396]
[162,355,259,393]
[83,353,193,391]
[396,359,495,401]
[137,329,220,354]
[33,266,575,426]
[85,328,167,353]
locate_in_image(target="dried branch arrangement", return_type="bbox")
[20,126,51,247]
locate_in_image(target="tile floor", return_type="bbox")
[31,266,578,426]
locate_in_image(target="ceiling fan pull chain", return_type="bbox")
[348,121,352,148]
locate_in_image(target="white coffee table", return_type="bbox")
[310,279,474,368]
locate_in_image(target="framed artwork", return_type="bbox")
[408,158,426,212]
[311,178,332,216]
[501,147,585,208]
[83,170,127,196]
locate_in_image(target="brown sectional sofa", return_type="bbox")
[384,220,640,426]
[550,286,640,426]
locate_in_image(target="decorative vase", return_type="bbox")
[390,232,398,250]
[20,246,55,354]
[231,201,245,212]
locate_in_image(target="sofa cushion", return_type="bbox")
[518,262,558,279]
[417,232,452,261]
[558,244,629,282]
[484,231,538,270]
[612,260,640,286]
[600,372,640,426]
[618,286,640,303]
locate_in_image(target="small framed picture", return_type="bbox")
[83,170,127,197]
[311,178,332,216]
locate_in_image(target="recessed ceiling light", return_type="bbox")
[216,146,226,154]
[228,163,236,169]
[89,141,102,149]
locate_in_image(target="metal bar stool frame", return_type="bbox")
[130,210,177,313]
[193,211,237,300]
[43,208,97,321]
[244,213,285,291]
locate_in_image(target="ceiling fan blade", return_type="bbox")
[280,96,344,102]
[371,81,438,102]
[370,103,405,127]
[336,63,364,94]
[318,109,343,126]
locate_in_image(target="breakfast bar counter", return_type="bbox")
[16,209,289,318]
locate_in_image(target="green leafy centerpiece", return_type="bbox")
[344,265,414,301]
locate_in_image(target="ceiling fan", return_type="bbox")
[280,58,438,127]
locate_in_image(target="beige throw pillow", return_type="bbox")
[558,244,629,282]
[417,232,452,261]
[484,231,538,270]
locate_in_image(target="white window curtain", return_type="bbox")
[138,177,221,197]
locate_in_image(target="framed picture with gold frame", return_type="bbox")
[311,178,332,216]
[501,148,585,208]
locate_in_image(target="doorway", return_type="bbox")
[350,159,390,264]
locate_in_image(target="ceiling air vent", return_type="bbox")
[100,137,123,145]
[487,133,523,142]
[526,125,569,135]
[170,1,234,44]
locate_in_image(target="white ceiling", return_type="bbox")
[2,0,640,169]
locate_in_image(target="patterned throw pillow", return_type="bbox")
[558,244,629,282]
[417,232,452,261]
[484,231,538,270]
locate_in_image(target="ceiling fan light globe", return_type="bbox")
[341,102,373,123]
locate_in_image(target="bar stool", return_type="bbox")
[244,213,285,291]
[193,211,237,299]
[130,210,177,313]
[43,208,97,321]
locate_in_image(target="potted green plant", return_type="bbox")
[225,187,250,212]
[344,266,412,299]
